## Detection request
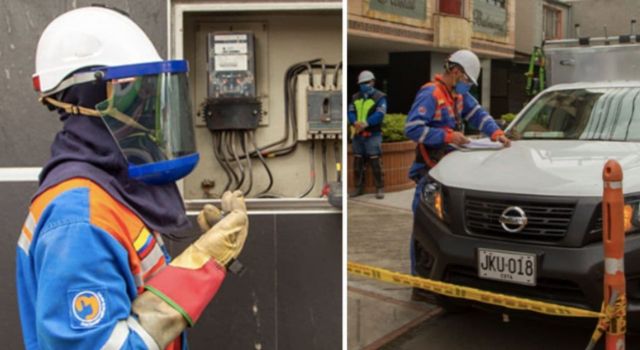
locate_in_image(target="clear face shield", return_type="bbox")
[93,61,199,185]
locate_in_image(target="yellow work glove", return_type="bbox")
[172,191,249,269]
[196,204,223,233]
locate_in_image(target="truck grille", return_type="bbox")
[465,197,575,240]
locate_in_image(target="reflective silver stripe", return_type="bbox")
[134,273,144,288]
[100,320,128,350]
[478,115,492,130]
[127,317,160,350]
[405,120,426,128]
[25,212,36,234]
[605,258,624,274]
[17,231,30,255]
[605,181,622,189]
[464,105,480,121]
[0,167,41,182]
[141,244,165,273]
[418,127,431,143]
[154,233,165,247]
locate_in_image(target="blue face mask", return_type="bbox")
[454,80,472,94]
[359,83,374,95]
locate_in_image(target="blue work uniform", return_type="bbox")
[16,178,186,350]
[404,75,504,274]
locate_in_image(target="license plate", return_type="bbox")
[477,248,537,286]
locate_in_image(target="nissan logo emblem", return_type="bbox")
[499,206,528,233]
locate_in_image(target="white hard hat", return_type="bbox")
[33,6,162,94]
[448,50,481,86]
[357,70,375,84]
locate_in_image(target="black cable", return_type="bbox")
[306,61,314,88]
[213,131,233,193]
[333,61,342,87]
[299,140,316,198]
[321,139,328,186]
[320,59,326,88]
[219,131,237,191]
[224,131,241,189]
[229,131,245,190]
[241,131,253,196]
[251,130,275,197]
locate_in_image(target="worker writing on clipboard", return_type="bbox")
[403,49,511,301]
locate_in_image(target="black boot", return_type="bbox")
[349,155,365,198]
[370,156,384,199]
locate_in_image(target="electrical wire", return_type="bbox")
[321,139,328,187]
[333,61,342,88]
[320,59,326,88]
[251,130,276,197]
[299,140,316,198]
[229,131,245,190]
[218,131,237,191]
[241,131,253,196]
[213,132,233,193]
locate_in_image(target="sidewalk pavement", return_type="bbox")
[347,188,441,349]
[349,188,414,212]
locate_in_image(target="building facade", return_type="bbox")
[348,0,516,115]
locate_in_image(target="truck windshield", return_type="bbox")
[507,87,640,141]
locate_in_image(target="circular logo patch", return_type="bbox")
[72,291,106,327]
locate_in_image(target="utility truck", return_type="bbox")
[414,34,640,327]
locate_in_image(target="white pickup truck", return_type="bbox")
[413,38,640,326]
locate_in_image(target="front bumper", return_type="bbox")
[413,197,640,324]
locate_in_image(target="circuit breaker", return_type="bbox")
[307,89,342,136]
[202,32,261,130]
[296,70,342,140]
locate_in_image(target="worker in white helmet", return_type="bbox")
[17,6,248,349]
[348,70,388,199]
[403,49,510,301]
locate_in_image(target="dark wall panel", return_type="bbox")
[167,215,279,350]
[165,213,342,350]
[0,182,40,350]
[276,214,342,350]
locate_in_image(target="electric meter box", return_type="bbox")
[204,32,261,131]
[207,32,257,98]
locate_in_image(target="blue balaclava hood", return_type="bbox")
[35,80,192,236]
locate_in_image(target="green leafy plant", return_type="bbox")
[382,114,409,143]
[501,113,517,123]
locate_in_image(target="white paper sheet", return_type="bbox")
[453,138,504,150]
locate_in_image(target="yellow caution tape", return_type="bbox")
[348,261,604,318]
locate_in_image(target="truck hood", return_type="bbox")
[430,140,640,197]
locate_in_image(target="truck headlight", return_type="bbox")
[623,201,640,234]
[422,180,445,221]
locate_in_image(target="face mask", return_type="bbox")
[359,83,374,95]
[454,80,471,94]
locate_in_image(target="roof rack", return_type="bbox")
[545,21,638,48]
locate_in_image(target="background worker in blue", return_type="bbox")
[348,70,387,199]
[403,50,511,300]
[16,7,249,350]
